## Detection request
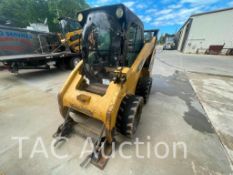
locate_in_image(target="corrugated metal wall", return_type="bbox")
[178,9,233,54]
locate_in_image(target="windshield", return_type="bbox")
[82,11,121,67]
[84,22,111,62]
[59,19,81,34]
[82,11,122,83]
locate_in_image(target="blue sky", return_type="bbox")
[86,0,233,35]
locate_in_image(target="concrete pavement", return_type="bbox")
[157,49,233,76]
[0,50,233,174]
[189,73,233,164]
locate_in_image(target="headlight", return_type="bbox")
[77,13,83,22]
[116,7,124,18]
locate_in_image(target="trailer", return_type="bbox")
[0,25,81,72]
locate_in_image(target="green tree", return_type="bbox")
[0,0,89,31]
[0,0,34,27]
[48,0,89,31]
[159,34,166,44]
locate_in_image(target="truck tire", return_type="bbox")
[136,77,152,104]
[10,62,19,73]
[116,95,144,138]
[55,60,66,70]
[69,57,80,69]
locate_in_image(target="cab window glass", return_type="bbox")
[135,26,142,51]
[126,24,143,66]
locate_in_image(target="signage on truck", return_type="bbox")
[0,30,33,40]
[0,28,35,55]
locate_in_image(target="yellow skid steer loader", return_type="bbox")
[53,4,158,169]
[59,17,82,69]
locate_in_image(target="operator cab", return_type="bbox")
[58,17,82,53]
[77,4,144,89]
[59,17,81,35]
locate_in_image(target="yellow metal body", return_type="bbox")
[64,29,82,53]
[58,37,157,140]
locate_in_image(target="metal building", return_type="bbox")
[177,7,233,55]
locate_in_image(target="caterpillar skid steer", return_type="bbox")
[58,17,82,69]
[53,4,158,169]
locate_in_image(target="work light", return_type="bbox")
[77,13,83,22]
[116,7,124,18]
